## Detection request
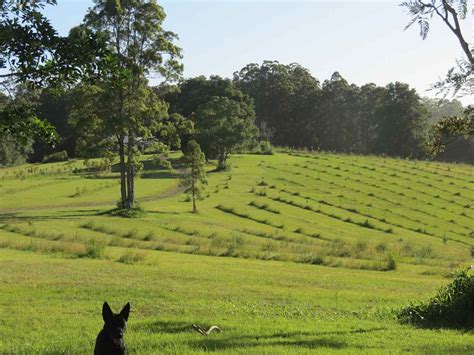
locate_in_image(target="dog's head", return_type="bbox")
[101,302,130,340]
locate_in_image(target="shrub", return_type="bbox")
[143,231,155,241]
[376,242,387,253]
[257,140,273,155]
[43,150,68,163]
[385,252,397,271]
[355,241,368,253]
[123,229,139,239]
[117,251,146,264]
[302,254,324,265]
[80,239,106,259]
[109,205,146,218]
[258,179,268,186]
[397,268,474,328]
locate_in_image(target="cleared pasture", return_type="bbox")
[0,151,473,353]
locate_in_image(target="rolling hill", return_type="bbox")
[0,150,473,353]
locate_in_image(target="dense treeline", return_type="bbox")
[233,61,429,158]
[1,60,470,166]
[161,61,469,161]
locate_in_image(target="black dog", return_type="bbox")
[94,302,130,355]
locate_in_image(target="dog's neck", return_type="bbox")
[103,327,125,347]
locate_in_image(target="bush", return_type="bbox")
[117,251,146,264]
[109,205,146,218]
[0,136,32,166]
[385,252,397,271]
[43,150,68,163]
[302,254,324,265]
[80,239,106,259]
[258,140,273,155]
[397,267,474,328]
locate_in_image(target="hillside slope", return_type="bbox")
[1,151,472,270]
[0,151,473,353]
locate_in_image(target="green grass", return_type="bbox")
[0,151,473,353]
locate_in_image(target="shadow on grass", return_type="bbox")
[192,336,348,351]
[132,320,191,334]
[0,209,105,222]
[141,171,179,179]
[191,326,391,351]
[145,210,182,215]
[133,320,388,352]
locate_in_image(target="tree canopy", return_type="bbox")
[195,96,258,170]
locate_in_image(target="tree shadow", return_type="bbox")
[190,326,388,351]
[145,210,182,216]
[191,337,348,351]
[83,174,118,180]
[141,157,185,171]
[0,209,105,222]
[132,320,192,334]
[132,320,387,352]
[140,171,179,179]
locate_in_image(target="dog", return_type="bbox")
[94,302,130,355]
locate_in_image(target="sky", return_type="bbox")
[44,0,472,104]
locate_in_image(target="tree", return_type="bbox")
[233,61,321,148]
[0,91,32,165]
[0,0,107,146]
[401,0,472,96]
[0,83,57,155]
[160,76,246,118]
[374,82,429,158]
[158,76,250,152]
[180,140,207,212]
[76,0,183,210]
[426,107,473,159]
[422,97,465,124]
[318,72,362,153]
[401,0,473,159]
[195,96,258,170]
[358,83,386,154]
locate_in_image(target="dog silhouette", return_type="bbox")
[94,302,130,355]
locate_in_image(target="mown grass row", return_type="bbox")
[341,156,473,196]
[0,224,146,263]
[79,216,406,271]
[267,184,474,247]
[299,156,473,213]
[296,161,473,232]
[257,188,393,234]
[291,151,472,183]
[216,204,284,229]
[267,164,471,237]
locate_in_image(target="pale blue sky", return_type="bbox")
[45,1,472,104]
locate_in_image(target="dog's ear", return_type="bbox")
[102,302,114,323]
[120,302,130,321]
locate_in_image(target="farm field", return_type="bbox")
[0,151,473,354]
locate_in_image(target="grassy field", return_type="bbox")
[0,151,473,354]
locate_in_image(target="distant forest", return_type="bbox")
[1,61,471,166]
[161,61,471,162]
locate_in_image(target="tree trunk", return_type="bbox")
[118,137,127,209]
[192,176,196,212]
[129,165,135,208]
[217,148,226,170]
[126,133,135,209]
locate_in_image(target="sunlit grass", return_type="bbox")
[0,151,473,353]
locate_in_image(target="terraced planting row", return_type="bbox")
[0,152,472,274]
